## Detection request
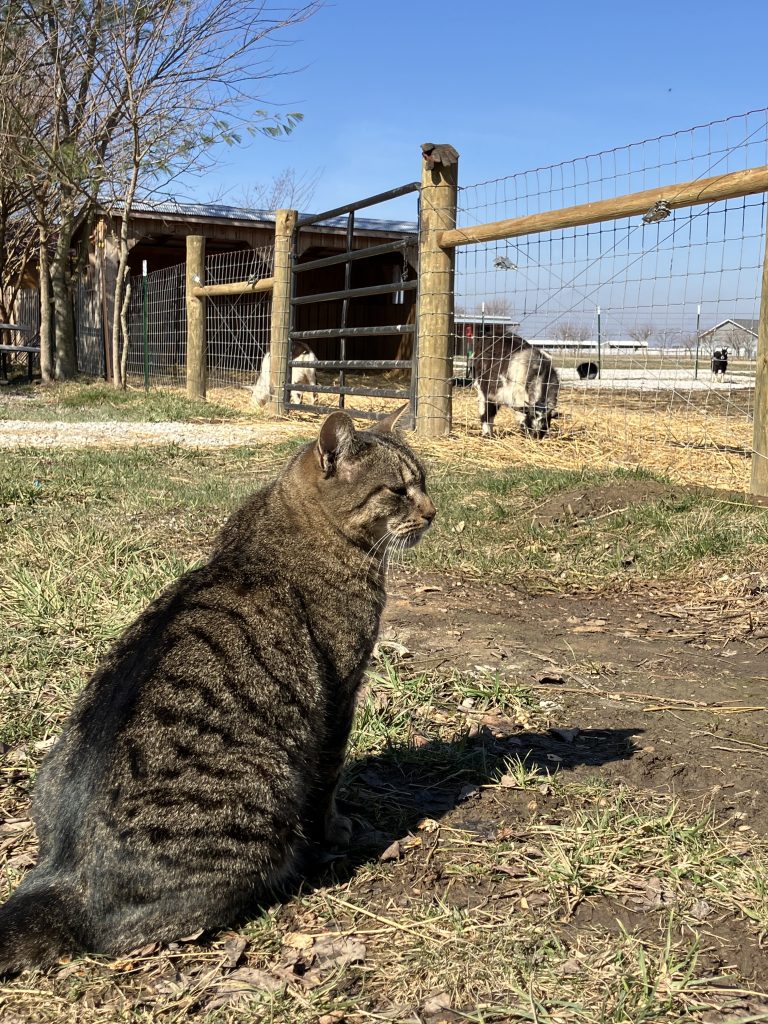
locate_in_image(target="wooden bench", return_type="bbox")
[0,323,38,382]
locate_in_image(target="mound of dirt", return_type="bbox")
[532,479,682,523]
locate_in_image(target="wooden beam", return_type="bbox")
[439,165,768,249]
[416,146,458,437]
[269,209,297,416]
[751,218,768,495]
[185,235,206,400]
[192,277,274,298]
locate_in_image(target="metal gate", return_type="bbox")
[285,183,420,421]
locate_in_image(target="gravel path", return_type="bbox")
[0,419,314,449]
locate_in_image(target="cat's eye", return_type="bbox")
[388,485,408,497]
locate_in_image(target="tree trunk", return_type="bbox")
[119,277,131,385]
[50,203,77,379]
[111,159,140,388]
[111,253,130,388]
[37,221,54,384]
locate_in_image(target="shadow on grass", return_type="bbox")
[313,724,643,878]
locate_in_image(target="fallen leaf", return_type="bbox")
[457,783,480,802]
[454,521,466,534]
[379,840,402,863]
[492,863,526,878]
[423,991,452,1013]
[414,585,442,594]
[221,934,247,968]
[499,774,518,789]
[401,835,422,850]
[311,936,366,971]
[372,640,411,662]
[418,817,440,832]
[56,962,87,982]
[204,967,285,1010]
[283,931,315,952]
[689,898,712,921]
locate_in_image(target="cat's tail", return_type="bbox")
[0,872,84,975]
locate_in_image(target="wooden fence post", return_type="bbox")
[270,208,297,415]
[751,218,768,495]
[416,145,459,437]
[186,234,206,400]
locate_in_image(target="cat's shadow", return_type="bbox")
[311,722,643,880]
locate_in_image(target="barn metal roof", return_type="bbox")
[108,198,417,235]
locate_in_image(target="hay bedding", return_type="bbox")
[264,385,752,493]
[44,382,743,493]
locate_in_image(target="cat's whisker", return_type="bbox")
[393,534,408,572]
[361,531,392,581]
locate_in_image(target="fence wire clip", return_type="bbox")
[642,200,672,224]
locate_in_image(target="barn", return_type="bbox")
[71,199,418,381]
[698,318,759,358]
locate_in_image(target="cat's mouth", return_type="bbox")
[390,523,431,549]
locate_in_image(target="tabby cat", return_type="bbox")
[0,408,435,973]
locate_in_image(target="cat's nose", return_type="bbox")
[421,498,436,524]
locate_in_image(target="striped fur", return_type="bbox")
[0,410,435,973]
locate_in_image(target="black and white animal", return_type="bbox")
[576,361,599,380]
[711,348,728,378]
[472,332,560,438]
[251,341,317,406]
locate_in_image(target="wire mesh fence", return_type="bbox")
[205,246,273,388]
[124,263,186,385]
[454,108,768,490]
[0,287,40,363]
[75,246,274,389]
[123,246,275,389]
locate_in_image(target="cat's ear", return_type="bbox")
[317,412,357,477]
[371,404,409,435]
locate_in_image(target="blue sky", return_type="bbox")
[195,0,768,219]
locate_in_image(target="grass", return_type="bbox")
[2,441,768,1021]
[0,380,244,422]
[409,461,768,591]
[1,443,766,751]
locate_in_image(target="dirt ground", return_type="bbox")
[370,561,768,992]
[382,566,768,818]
